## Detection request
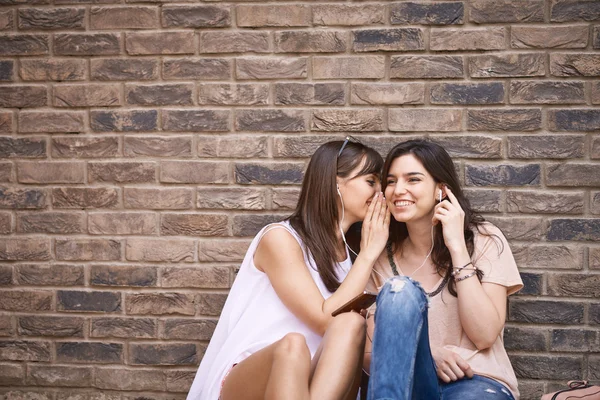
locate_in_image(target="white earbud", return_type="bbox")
[439,190,443,202]
[336,183,341,194]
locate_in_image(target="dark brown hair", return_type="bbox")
[289,140,383,292]
[382,139,500,296]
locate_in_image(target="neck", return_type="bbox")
[405,221,433,257]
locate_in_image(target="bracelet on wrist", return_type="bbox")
[451,261,473,277]
[455,270,477,282]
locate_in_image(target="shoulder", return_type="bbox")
[256,223,304,258]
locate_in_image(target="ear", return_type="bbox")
[437,184,446,202]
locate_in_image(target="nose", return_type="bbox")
[393,182,407,196]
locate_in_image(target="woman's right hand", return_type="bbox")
[432,347,474,382]
[359,192,390,262]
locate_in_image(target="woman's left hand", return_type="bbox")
[432,187,466,253]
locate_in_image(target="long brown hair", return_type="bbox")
[289,140,383,292]
[382,140,500,296]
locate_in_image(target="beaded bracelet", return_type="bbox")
[451,261,473,277]
[455,271,477,282]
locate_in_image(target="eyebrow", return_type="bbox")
[387,172,426,177]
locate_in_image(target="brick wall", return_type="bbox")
[0,0,599,398]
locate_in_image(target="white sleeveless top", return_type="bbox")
[187,220,352,400]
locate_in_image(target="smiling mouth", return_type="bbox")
[393,200,414,207]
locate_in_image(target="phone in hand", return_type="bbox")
[331,291,378,317]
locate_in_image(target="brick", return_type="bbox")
[0,213,11,234]
[197,187,266,210]
[163,319,216,340]
[52,136,119,159]
[593,82,600,104]
[0,137,45,158]
[548,219,600,241]
[469,53,545,78]
[55,239,120,261]
[124,187,192,210]
[391,2,464,25]
[126,239,195,262]
[162,109,228,132]
[511,25,588,49]
[273,135,339,158]
[91,265,156,287]
[0,363,24,385]
[235,109,305,132]
[430,27,505,51]
[351,83,423,105]
[91,58,158,81]
[275,31,346,53]
[198,293,227,316]
[511,355,583,380]
[271,189,299,211]
[595,26,600,49]
[551,0,600,22]
[17,212,85,234]
[274,83,342,106]
[312,109,383,132]
[19,8,85,30]
[0,163,11,183]
[233,214,284,237]
[89,212,157,235]
[549,109,600,131]
[162,266,229,289]
[126,32,194,55]
[551,329,598,352]
[0,34,49,56]
[19,111,84,133]
[0,187,46,209]
[199,83,268,105]
[0,112,12,133]
[28,365,92,387]
[95,368,165,391]
[238,4,309,27]
[0,60,14,81]
[0,10,14,31]
[0,315,13,336]
[91,109,158,132]
[431,82,504,104]
[0,85,47,108]
[551,54,600,76]
[490,216,545,240]
[352,28,424,52]
[0,290,51,312]
[507,191,583,214]
[548,274,600,298]
[313,4,383,26]
[508,135,584,159]
[510,81,585,104]
[162,5,230,28]
[237,57,307,80]
[313,56,384,79]
[163,58,230,80]
[16,264,84,285]
[125,293,195,315]
[389,109,462,132]
[591,303,600,324]
[509,299,583,324]
[592,137,600,159]
[519,272,544,296]
[0,264,11,285]
[468,109,540,131]
[200,31,268,53]
[56,342,122,364]
[89,162,155,183]
[591,356,600,380]
[547,163,600,186]
[91,317,156,339]
[198,239,252,262]
[466,164,540,186]
[17,161,85,184]
[593,192,600,214]
[200,136,268,159]
[57,290,120,312]
[504,327,546,351]
[160,161,228,184]
[469,0,544,23]
[18,316,83,337]
[0,341,51,362]
[430,136,502,159]
[126,83,193,106]
[54,84,120,107]
[53,187,119,209]
[235,162,304,185]
[55,33,119,56]
[20,58,85,81]
[513,244,583,269]
[124,136,192,158]
[161,213,228,236]
[130,343,197,365]
[90,6,158,29]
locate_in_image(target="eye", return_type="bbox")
[367,179,376,186]
[386,179,396,185]
[408,177,421,183]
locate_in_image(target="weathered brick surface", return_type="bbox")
[0,1,597,397]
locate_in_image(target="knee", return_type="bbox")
[274,333,310,364]
[328,312,366,347]
[377,277,427,317]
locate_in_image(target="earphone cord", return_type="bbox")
[338,188,359,259]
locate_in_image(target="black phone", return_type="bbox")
[331,291,378,317]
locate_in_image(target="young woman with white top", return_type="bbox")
[187,138,390,400]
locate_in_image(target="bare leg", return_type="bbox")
[221,333,311,400]
[309,312,367,400]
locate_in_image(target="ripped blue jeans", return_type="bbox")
[367,276,515,400]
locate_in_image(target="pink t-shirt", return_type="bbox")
[369,222,523,399]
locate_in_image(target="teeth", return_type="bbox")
[395,201,413,206]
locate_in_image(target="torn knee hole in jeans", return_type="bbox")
[390,280,406,292]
